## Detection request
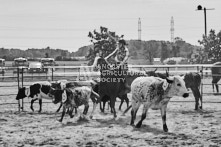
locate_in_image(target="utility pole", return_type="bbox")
[196,5,214,37]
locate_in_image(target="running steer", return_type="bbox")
[15,81,54,113]
[51,86,100,122]
[125,76,189,132]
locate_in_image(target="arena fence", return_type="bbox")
[0,64,220,112]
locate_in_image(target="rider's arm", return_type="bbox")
[91,56,100,70]
[104,48,118,60]
[120,48,129,66]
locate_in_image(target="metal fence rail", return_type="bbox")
[0,64,221,112]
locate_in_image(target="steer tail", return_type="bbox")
[91,89,100,104]
[122,105,132,116]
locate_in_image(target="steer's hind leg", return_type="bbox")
[30,98,38,112]
[160,103,169,132]
[135,103,149,128]
[89,102,97,119]
[192,87,201,110]
[130,100,141,126]
[68,107,74,118]
[83,104,89,115]
[38,99,42,113]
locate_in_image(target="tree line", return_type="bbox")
[86,26,199,65]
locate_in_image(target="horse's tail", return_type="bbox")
[122,105,132,116]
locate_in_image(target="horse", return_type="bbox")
[95,57,126,118]
[211,62,221,93]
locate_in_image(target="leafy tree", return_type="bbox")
[61,51,67,58]
[45,53,49,58]
[198,29,221,63]
[87,26,124,65]
[144,41,158,64]
[161,42,169,62]
[171,45,180,57]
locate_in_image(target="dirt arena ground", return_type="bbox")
[0,80,221,147]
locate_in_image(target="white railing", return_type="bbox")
[0,64,217,79]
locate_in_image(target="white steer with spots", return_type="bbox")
[50,86,100,122]
[124,76,189,132]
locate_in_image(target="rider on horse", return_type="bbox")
[91,34,131,94]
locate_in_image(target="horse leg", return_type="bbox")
[122,94,130,108]
[56,102,63,113]
[118,97,124,110]
[100,101,104,112]
[75,107,78,114]
[110,96,117,118]
[212,77,220,93]
[216,83,219,93]
[212,83,215,92]
[99,95,104,112]
[103,101,106,112]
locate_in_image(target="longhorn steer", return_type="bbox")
[50,86,100,122]
[124,76,189,132]
[145,69,202,110]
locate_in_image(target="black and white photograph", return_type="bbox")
[0,0,221,146]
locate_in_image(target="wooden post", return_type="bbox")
[17,67,20,112]
[200,65,203,108]
[51,67,54,81]
[21,67,24,111]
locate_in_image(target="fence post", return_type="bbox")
[51,67,54,81]
[78,66,81,81]
[17,67,20,112]
[21,67,24,111]
[200,65,204,108]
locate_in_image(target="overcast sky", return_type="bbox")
[0,0,220,52]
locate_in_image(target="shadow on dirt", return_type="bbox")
[178,109,217,115]
[131,124,173,135]
[60,116,91,127]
